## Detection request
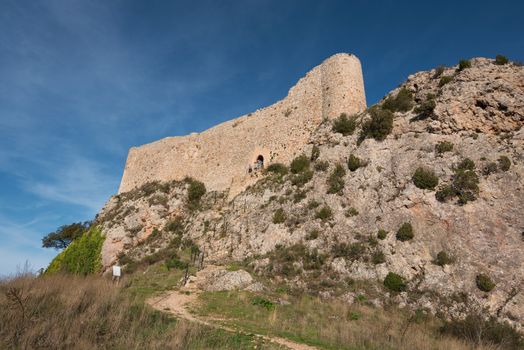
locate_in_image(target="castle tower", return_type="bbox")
[321,53,366,119]
[118,53,367,197]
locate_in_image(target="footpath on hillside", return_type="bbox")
[147,265,318,350]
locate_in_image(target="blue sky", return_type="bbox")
[0,0,523,276]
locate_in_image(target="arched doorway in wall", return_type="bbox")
[255,155,264,170]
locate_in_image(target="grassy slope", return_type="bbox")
[193,290,496,350]
[0,273,282,350]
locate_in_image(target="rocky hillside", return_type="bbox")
[96,57,524,330]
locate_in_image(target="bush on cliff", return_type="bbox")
[396,223,414,242]
[383,272,406,292]
[412,167,439,190]
[360,106,394,142]
[186,178,206,210]
[332,113,357,136]
[290,154,311,174]
[46,227,105,275]
[382,87,413,113]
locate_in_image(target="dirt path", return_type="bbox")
[147,266,318,350]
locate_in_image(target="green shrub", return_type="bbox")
[187,179,206,209]
[457,158,475,171]
[434,251,453,266]
[439,75,453,87]
[440,314,524,349]
[46,227,105,275]
[290,154,311,174]
[345,207,359,217]
[382,87,413,113]
[315,206,333,221]
[165,217,184,234]
[372,251,386,265]
[165,255,188,270]
[314,160,329,172]
[310,145,320,161]
[396,223,414,241]
[327,164,346,194]
[436,158,479,204]
[383,272,406,292]
[252,296,275,310]
[377,229,388,240]
[433,65,445,78]
[290,169,313,187]
[293,190,307,203]
[266,163,289,176]
[347,154,361,172]
[360,107,394,142]
[435,184,455,202]
[273,208,287,224]
[495,54,509,65]
[498,155,511,171]
[413,97,436,118]
[476,273,495,292]
[332,113,357,135]
[412,167,439,190]
[307,199,320,209]
[436,141,454,153]
[305,230,319,240]
[458,59,471,71]
[453,168,479,204]
[483,162,498,175]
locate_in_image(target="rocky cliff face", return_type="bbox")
[96,57,524,329]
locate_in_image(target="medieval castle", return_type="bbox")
[118,53,367,198]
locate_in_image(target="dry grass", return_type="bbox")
[0,274,279,350]
[195,291,501,350]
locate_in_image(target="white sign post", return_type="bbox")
[112,265,121,283]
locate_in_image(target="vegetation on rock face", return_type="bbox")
[377,229,388,240]
[435,141,454,154]
[290,169,313,187]
[436,158,479,204]
[382,87,413,113]
[476,274,496,292]
[434,251,453,266]
[494,54,509,65]
[412,167,439,190]
[331,113,356,136]
[290,154,311,174]
[384,272,406,292]
[46,227,105,275]
[315,205,333,221]
[433,65,446,78]
[360,106,394,142]
[272,208,286,224]
[458,59,472,71]
[439,75,453,87]
[347,154,362,172]
[314,160,329,172]
[310,145,320,161]
[413,94,436,118]
[186,178,206,210]
[396,223,414,241]
[42,222,90,249]
[498,155,511,171]
[326,163,346,194]
[266,163,288,176]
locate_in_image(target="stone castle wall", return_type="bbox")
[118,53,366,198]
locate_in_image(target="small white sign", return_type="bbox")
[112,265,121,277]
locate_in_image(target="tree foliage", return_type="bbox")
[42,222,90,249]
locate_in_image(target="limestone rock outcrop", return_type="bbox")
[97,57,524,330]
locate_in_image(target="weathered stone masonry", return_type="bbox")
[118,53,366,198]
